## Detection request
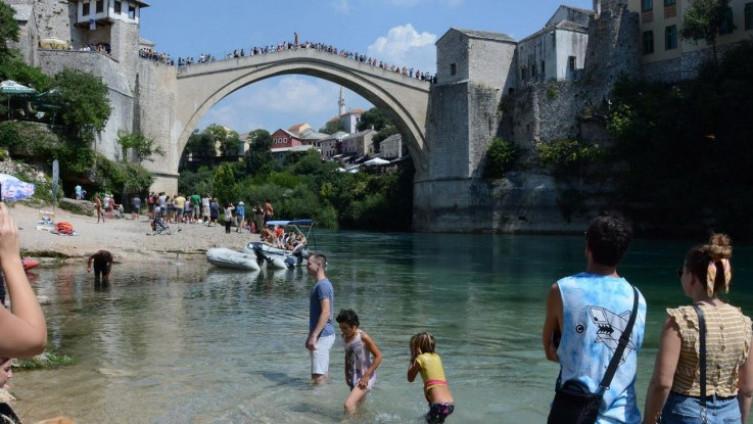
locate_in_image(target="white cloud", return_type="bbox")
[367,24,437,72]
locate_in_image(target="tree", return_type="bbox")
[117,132,164,162]
[320,119,344,135]
[0,3,19,61]
[245,129,273,175]
[682,0,734,67]
[51,69,111,142]
[183,129,216,165]
[357,108,391,132]
[483,138,519,179]
[212,162,239,205]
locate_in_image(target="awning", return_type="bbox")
[0,80,37,95]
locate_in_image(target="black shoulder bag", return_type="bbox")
[547,286,640,424]
[693,304,709,424]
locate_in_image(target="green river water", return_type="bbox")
[12,232,753,423]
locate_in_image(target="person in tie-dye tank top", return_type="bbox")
[543,216,647,423]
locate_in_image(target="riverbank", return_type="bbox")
[11,204,258,263]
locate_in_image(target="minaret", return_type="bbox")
[338,87,346,117]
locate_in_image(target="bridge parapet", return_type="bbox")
[176,48,431,92]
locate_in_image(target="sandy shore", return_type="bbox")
[11,204,259,263]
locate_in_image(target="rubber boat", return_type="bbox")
[206,248,261,271]
[246,219,313,270]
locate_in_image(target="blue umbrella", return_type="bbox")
[0,174,35,202]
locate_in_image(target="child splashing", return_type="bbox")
[336,309,383,415]
[408,332,455,423]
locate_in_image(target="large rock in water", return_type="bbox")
[59,198,94,216]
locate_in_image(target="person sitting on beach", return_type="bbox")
[87,250,113,284]
[407,332,454,423]
[542,215,646,424]
[336,309,382,415]
[643,234,753,424]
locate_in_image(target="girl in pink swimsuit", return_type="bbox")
[336,309,383,415]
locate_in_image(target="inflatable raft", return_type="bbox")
[206,248,261,271]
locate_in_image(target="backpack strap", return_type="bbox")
[598,286,640,394]
[693,304,708,422]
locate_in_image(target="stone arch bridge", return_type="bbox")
[148,48,431,189]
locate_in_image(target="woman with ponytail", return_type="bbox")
[644,234,753,423]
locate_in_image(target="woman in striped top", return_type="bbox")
[644,234,753,424]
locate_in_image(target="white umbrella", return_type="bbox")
[363,157,390,166]
[0,80,36,95]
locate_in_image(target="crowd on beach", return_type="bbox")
[171,33,437,83]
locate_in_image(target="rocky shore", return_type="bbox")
[11,204,258,264]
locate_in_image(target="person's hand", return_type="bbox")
[357,374,370,389]
[305,335,317,351]
[0,204,21,266]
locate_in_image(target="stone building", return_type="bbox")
[379,133,403,160]
[340,129,375,156]
[517,5,592,86]
[629,0,753,81]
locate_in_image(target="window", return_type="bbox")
[96,0,104,14]
[128,4,136,19]
[665,25,678,50]
[114,1,122,14]
[719,7,734,34]
[664,0,675,5]
[642,0,653,12]
[450,63,457,76]
[540,61,545,78]
[568,56,576,71]
[642,31,654,54]
[746,3,753,30]
[82,1,90,16]
[521,67,528,81]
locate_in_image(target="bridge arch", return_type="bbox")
[172,49,430,177]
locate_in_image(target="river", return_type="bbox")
[13,232,753,423]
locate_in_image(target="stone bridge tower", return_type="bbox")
[413,29,517,232]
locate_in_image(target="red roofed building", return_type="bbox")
[270,129,304,151]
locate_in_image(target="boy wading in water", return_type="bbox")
[87,250,113,284]
[306,254,335,384]
[336,309,382,415]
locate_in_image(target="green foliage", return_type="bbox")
[244,129,273,176]
[320,119,345,135]
[536,139,603,177]
[682,0,734,64]
[0,54,51,92]
[117,132,164,162]
[212,162,240,205]
[178,166,214,195]
[95,155,153,196]
[483,137,519,179]
[51,69,111,142]
[205,124,242,159]
[0,121,63,161]
[15,351,75,370]
[604,41,753,238]
[0,2,19,61]
[357,108,392,132]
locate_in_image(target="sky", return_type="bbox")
[139,0,594,134]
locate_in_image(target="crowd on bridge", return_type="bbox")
[139,47,174,65]
[172,34,436,83]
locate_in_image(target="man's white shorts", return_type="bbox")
[310,333,336,375]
